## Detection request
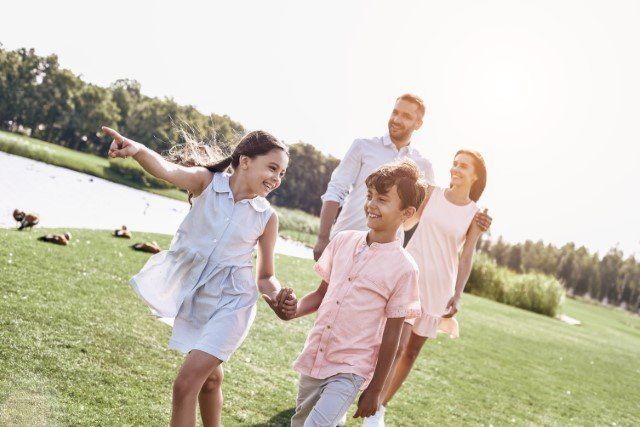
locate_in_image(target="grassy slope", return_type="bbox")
[1,229,638,426]
[0,130,320,243]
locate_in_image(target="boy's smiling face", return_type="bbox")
[364,184,410,233]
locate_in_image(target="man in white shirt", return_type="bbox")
[314,94,490,261]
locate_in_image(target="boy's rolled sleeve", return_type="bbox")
[385,268,422,319]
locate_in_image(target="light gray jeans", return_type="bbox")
[291,373,365,427]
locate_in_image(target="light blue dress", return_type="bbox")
[130,172,275,361]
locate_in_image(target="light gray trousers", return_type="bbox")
[291,373,365,427]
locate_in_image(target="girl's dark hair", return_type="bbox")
[165,129,288,203]
[455,149,487,202]
[205,130,289,173]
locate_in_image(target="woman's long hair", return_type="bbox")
[455,149,486,202]
[165,127,289,203]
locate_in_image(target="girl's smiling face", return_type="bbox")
[450,153,478,189]
[241,148,289,197]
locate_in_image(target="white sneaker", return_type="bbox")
[362,405,386,426]
[337,412,347,426]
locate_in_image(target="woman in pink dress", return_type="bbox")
[364,149,488,426]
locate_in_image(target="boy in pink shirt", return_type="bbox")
[289,160,426,426]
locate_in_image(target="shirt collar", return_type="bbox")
[359,230,402,251]
[383,134,413,154]
[212,172,270,212]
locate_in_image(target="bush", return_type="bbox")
[467,253,565,317]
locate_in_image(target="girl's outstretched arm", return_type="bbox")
[258,214,297,319]
[102,126,212,197]
[442,214,484,318]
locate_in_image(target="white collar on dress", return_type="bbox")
[212,172,270,213]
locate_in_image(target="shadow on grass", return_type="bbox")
[249,407,295,426]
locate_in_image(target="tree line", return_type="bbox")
[478,237,639,313]
[3,45,637,308]
[0,45,337,215]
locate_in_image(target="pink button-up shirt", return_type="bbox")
[293,230,421,388]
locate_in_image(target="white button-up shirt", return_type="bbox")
[322,134,434,238]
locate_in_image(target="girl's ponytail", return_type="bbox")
[206,156,233,173]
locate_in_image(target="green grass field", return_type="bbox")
[1,229,638,426]
[0,130,320,245]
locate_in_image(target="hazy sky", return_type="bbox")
[3,0,639,255]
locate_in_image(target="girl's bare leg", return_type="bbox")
[382,327,428,406]
[198,365,224,427]
[171,350,222,427]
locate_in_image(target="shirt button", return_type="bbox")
[225,217,230,221]
[213,239,217,243]
[348,277,352,281]
[327,325,331,329]
[319,348,323,352]
[336,301,340,305]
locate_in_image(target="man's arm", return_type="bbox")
[313,201,340,261]
[314,140,363,260]
[354,317,405,418]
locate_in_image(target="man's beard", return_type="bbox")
[389,123,412,142]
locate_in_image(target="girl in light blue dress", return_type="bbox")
[102,126,296,427]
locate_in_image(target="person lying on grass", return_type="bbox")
[283,159,425,426]
[102,126,296,427]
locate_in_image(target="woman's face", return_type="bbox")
[449,153,477,189]
[242,149,289,197]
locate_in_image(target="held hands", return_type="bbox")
[474,208,492,232]
[102,126,142,159]
[442,293,461,318]
[353,387,381,419]
[262,287,297,320]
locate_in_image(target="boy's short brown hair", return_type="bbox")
[365,159,427,210]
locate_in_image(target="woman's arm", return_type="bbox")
[102,126,212,197]
[442,219,484,318]
[354,317,405,418]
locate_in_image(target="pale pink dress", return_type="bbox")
[405,187,478,338]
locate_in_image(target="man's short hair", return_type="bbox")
[396,93,426,119]
[365,159,427,210]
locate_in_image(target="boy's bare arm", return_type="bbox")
[354,317,405,418]
[293,281,329,318]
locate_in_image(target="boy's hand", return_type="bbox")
[102,126,142,159]
[354,387,381,418]
[262,288,297,320]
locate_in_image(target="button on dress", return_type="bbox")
[130,172,274,361]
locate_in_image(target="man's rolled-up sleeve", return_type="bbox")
[321,139,363,205]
